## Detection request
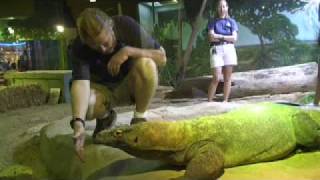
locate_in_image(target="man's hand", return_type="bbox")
[73,121,86,162]
[107,47,129,76]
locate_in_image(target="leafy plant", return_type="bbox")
[0,26,61,42]
[298,93,315,105]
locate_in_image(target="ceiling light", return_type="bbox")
[56,25,64,33]
[90,0,96,2]
[8,27,14,34]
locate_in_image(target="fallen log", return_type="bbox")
[166,62,317,99]
[314,62,320,105]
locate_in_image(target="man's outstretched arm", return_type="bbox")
[70,80,90,162]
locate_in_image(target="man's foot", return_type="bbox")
[130,117,147,125]
[92,109,117,140]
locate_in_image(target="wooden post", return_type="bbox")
[314,62,320,106]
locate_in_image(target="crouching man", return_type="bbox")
[69,8,167,161]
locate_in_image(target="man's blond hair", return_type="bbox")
[76,8,113,43]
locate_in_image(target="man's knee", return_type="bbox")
[131,58,157,79]
[86,89,96,120]
[86,88,109,120]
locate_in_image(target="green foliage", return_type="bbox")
[0,22,7,41]
[153,21,179,42]
[153,21,179,86]
[0,27,61,42]
[158,39,179,86]
[230,0,305,28]
[155,20,211,85]
[183,0,203,21]
[298,93,315,105]
[229,1,302,70]
[186,29,211,77]
[236,41,319,71]
[257,14,298,42]
[236,46,260,71]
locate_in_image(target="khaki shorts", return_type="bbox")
[210,44,237,68]
[90,76,134,111]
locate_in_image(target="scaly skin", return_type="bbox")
[95,103,320,180]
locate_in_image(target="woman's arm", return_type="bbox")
[210,30,238,43]
[220,31,238,43]
[208,30,221,42]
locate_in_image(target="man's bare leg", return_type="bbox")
[128,57,158,121]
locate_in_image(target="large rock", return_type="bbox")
[39,117,135,180]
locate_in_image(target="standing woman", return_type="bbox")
[207,0,238,102]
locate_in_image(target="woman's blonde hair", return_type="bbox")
[76,8,113,43]
[215,0,230,18]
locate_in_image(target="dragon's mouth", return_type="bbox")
[106,140,175,160]
[113,142,131,149]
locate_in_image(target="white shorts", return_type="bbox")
[209,44,237,68]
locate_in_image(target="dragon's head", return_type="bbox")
[94,121,187,157]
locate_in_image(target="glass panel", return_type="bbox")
[138,0,319,85]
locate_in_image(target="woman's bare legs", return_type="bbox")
[208,67,222,102]
[222,65,233,102]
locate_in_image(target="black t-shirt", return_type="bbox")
[70,15,161,85]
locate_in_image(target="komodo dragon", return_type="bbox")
[94,102,320,180]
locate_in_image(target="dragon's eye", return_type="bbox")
[113,129,123,138]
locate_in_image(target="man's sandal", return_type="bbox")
[92,109,117,139]
[130,117,147,125]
